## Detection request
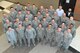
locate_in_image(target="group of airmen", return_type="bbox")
[2,2,76,52]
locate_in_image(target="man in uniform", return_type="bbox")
[36,23,45,44]
[6,26,17,48]
[37,11,43,21]
[16,24,26,46]
[4,19,13,33]
[45,24,54,46]
[41,17,48,28]
[32,16,40,29]
[62,28,73,53]
[14,2,23,11]
[9,7,17,23]
[25,10,33,21]
[23,17,32,28]
[31,4,38,16]
[46,13,52,22]
[25,24,36,47]
[49,5,55,16]
[16,11,25,21]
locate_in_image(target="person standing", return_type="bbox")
[16,24,26,46]
[25,24,36,47]
[6,26,17,48]
[62,28,73,53]
[36,23,45,44]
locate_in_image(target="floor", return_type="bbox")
[0,0,80,53]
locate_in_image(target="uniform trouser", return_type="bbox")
[45,37,52,45]
[37,36,44,43]
[19,37,26,46]
[10,39,17,46]
[27,38,35,46]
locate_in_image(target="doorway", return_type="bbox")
[59,0,77,13]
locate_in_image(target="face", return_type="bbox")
[69,8,72,12]
[25,18,28,21]
[39,24,42,28]
[67,29,71,33]
[28,25,32,29]
[46,13,49,16]
[58,28,61,32]
[40,6,44,9]
[45,8,48,12]
[6,19,9,23]
[3,13,6,17]
[59,6,62,10]
[48,25,52,28]
[62,23,65,26]
[27,3,30,6]
[38,12,41,15]
[70,17,73,20]
[8,27,12,31]
[54,12,57,16]
[18,24,22,28]
[34,17,38,20]
[27,11,30,14]
[18,11,21,14]
[63,13,66,17]
[50,6,53,9]
[33,5,35,8]
[43,18,46,21]
[51,19,55,23]
[16,18,19,22]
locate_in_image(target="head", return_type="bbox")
[63,13,66,17]
[69,23,74,28]
[40,6,44,9]
[16,18,19,22]
[38,23,42,28]
[70,16,74,20]
[57,27,62,32]
[50,5,53,9]
[27,3,30,6]
[46,13,49,17]
[67,28,71,33]
[59,6,62,10]
[61,22,65,26]
[25,17,28,21]
[32,4,36,8]
[17,2,20,5]
[45,8,49,13]
[69,8,72,12]
[54,12,58,16]
[28,24,32,29]
[51,18,55,23]
[18,11,22,14]
[6,19,10,23]
[27,10,30,14]
[18,24,22,28]
[37,11,41,15]
[34,16,38,20]
[43,17,46,21]
[8,26,12,31]
[3,13,7,17]
[48,24,52,28]
[10,7,14,11]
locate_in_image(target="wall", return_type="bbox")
[6,0,59,9]
[74,0,80,20]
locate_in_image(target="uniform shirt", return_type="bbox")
[25,28,36,39]
[25,14,33,21]
[6,29,17,42]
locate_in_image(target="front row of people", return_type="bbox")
[6,23,73,52]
